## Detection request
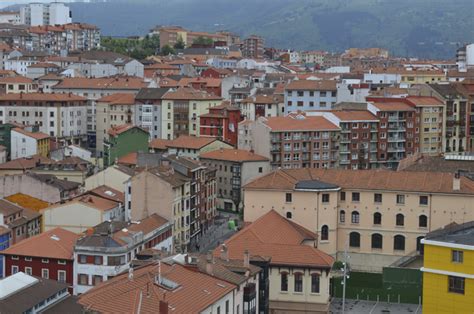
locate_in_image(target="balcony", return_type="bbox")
[388,137,406,142]
[340,159,350,165]
[387,147,406,153]
[340,137,350,143]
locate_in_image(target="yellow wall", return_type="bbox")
[37,138,50,157]
[423,244,474,313]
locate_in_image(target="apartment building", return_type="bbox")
[200,149,270,212]
[284,80,337,114]
[218,210,334,313]
[155,26,228,49]
[300,50,327,66]
[243,168,474,272]
[73,215,172,295]
[241,35,265,59]
[421,221,474,313]
[406,96,446,156]
[0,198,41,245]
[129,166,192,253]
[367,99,419,169]
[134,88,171,139]
[240,94,284,120]
[20,3,71,26]
[199,103,241,146]
[455,81,474,151]
[0,76,37,94]
[238,115,340,170]
[0,93,88,143]
[161,87,223,140]
[103,125,149,167]
[11,127,50,159]
[2,228,78,291]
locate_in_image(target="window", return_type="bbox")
[79,255,87,264]
[42,268,49,279]
[258,167,263,173]
[419,215,428,228]
[58,270,66,283]
[396,214,404,226]
[58,260,66,265]
[351,211,360,224]
[281,272,288,291]
[322,194,330,203]
[11,255,19,260]
[371,233,383,249]
[94,256,102,265]
[285,193,292,203]
[352,192,360,202]
[42,258,49,263]
[340,191,346,201]
[394,235,405,251]
[78,274,88,285]
[374,193,382,203]
[339,210,345,223]
[217,306,221,314]
[419,195,428,205]
[311,274,320,293]
[321,225,329,241]
[93,275,103,286]
[396,194,405,205]
[12,266,19,274]
[452,250,464,263]
[349,232,360,248]
[25,267,32,275]
[225,300,230,314]
[373,212,382,225]
[294,273,303,292]
[448,276,465,294]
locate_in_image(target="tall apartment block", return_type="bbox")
[20,2,72,26]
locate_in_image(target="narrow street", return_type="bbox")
[190,212,239,253]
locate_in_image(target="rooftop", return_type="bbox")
[424,221,474,247]
[0,93,85,102]
[166,135,219,149]
[12,128,49,140]
[53,77,147,90]
[262,115,339,131]
[200,149,268,163]
[285,79,337,91]
[4,193,49,212]
[97,93,136,105]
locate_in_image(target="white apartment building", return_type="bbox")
[284,80,338,113]
[20,2,72,26]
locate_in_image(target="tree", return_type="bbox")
[161,44,175,56]
[192,36,213,46]
[174,34,185,50]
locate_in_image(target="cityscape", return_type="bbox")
[0,1,473,313]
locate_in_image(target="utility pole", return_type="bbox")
[342,237,350,314]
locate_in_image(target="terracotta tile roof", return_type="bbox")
[2,228,79,260]
[115,213,169,238]
[330,110,379,121]
[146,63,180,70]
[178,77,222,88]
[149,138,171,150]
[74,194,119,212]
[369,100,416,112]
[53,77,147,90]
[107,124,148,137]
[5,193,49,212]
[216,210,334,268]
[0,199,24,216]
[0,76,33,83]
[167,135,218,149]
[28,62,59,68]
[88,185,125,204]
[262,116,339,132]
[78,261,236,313]
[97,93,136,105]
[244,168,474,195]
[200,149,268,162]
[0,155,51,170]
[0,93,85,102]
[117,152,137,166]
[242,94,282,104]
[286,79,337,91]
[405,96,444,107]
[163,87,222,100]
[12,128,49,140]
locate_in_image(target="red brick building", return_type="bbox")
[201,67,232,79]
[178,77,222,96]
[200,103,241,146]
[2,228,78,292]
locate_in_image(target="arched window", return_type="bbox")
[280,272,288,291]
[339,210,345,223]
[349,232,360,248]
[321,225,329,241]
[311,273,320,293]
[394,235,405,251]
[371,233,383,249]
[294,272,303,292]
[416,236,425,255]
[396,213,404,226]
[419,215,428,228]
[286,212,292,219]
[351,211,360,224]
[373,212,382,225]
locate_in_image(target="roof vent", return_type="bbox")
[156,275,180,291]
[50,235,60,241]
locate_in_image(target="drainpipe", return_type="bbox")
[316,191,320,247]
[428,194,432,232]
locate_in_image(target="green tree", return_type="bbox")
[192,36,213,46]
[174,34,185,50]
[161,44,176,56]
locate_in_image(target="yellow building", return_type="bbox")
[400,68,446,84]
[421,221,474,313]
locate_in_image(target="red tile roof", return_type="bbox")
[12,128,49,140]
[97,93,136,105]
[369,101,416,112]
[330,110,379,121]
[200,149,268,162]
[163,87,222,100]
[2,228,79,260]
[0,155,51,170]
[0,76,33,84]
[405,96,444,107]
[107,124,148,137]
[0,93,85,102]
[117,152,137,166]
[262,116,339,132]
[286,79,337,91]
[167,135,219,149]
[53,77,147,90]
[216,210,334,268]
[149,138,171,150]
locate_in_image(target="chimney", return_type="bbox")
[205,252,214,275]
[220,244,228,261]
[128,267,134,280]
[453,171,461,191]
[159,300,169,314]
[243,249,250,268]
